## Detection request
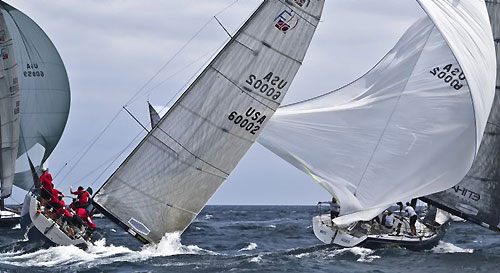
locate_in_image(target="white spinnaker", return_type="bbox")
[0,8,20,198]
[94,0,325,243]
[259,0,495,226]
[0,2,71,191]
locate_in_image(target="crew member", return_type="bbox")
[328,197,340,223]
[383,210,395,230]
[70,186,91,209]
[75,207,96,240]
[39,167,53,204]
[405,202,417,235]
[49,188,63,211]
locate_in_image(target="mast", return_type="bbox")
[422,0,500,232]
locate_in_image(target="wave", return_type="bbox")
[430,241,473,254]
[239,243,258,252]
[293,246,380,263]
[0,232,217,269]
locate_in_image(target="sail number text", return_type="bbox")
[227,107,267,135]
[430,64,465,90]
[452,185,480,201]
[245,72,288,101]
[23,63,44,78]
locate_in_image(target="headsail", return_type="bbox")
[0,6,20,198]
[94,0,325,244]
[0,1,71,191]
[258,0,496,226]
[148,102,160,129]
[422,0,500,231]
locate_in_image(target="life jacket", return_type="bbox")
[40,173,53,190]
[76,208,96,228]
[50,189,62,204]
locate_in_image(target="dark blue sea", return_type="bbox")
[0,206,498,272]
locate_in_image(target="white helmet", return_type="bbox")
[42,167,48,172]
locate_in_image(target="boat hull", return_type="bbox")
[20,193,87,249]
[313,214,448,251]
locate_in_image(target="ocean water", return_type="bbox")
[0,205,498,272]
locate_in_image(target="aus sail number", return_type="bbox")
[430,64,465,90]
[23,70,44,77]
[227,107,267,135]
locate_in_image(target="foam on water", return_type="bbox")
[239,243,258,252]
[431,241,473,254]
[11,224,20,230]
[0,232,217,269]
[140,232,217,256]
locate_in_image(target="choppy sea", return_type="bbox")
[0,205,498,272]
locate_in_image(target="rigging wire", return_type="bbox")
[57,0,240,187]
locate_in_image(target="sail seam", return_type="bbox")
[153,125,231,176]
[353,27,434,196]
[210,66,277,110]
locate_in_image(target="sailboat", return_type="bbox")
[21,0,325,247]
[0,1,70,227]
[421,0,500,233]
[258,0,496,250]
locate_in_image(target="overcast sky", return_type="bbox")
[6,0,425,205]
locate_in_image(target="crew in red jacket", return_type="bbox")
[39,168,53,203]
[49,188,63,210]
[70,186,91,209]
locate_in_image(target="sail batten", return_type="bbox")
[95,0,325,243]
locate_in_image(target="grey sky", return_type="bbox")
[7,0,424,205]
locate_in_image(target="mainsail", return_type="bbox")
[422,0,500,231]
[93,0,325,244]
[0,6,20,198]
[258,0,496,226]
[0,1,71,192]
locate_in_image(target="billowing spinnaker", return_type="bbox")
[0,2,71,191]
[0,8,20,198]
[94,0,325,243]
[259,0,495,225]
[422,0,500,231]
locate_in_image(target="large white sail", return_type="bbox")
[94,0,325,244]
[423,0,500,231]
[0,2,71,191]
[259,0,496,225]
[0,6,20,198]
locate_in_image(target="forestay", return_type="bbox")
[0,1,71,192]
[0,6,20,198]
[94,0,325,244]
[423,0,500,232]
[258,0,496,226]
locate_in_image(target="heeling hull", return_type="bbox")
[20,193,87,249]
[360,223,448,251]
[313,215,449,251]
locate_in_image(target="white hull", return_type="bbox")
[20,193,88,248]
[313,214,447,250]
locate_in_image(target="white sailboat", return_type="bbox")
[258,0,496,249]
[22,0,325,247]
[0,1,70,227]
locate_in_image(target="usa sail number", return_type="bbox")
[430,64,465,90]
[245,72,288,101]
[227,107,267,135]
